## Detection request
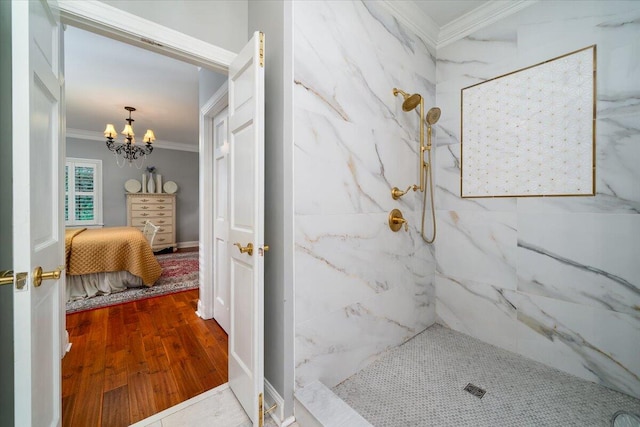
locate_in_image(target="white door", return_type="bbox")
[228,31,266,427]
[213,107,231,333]
[12,0,65,426]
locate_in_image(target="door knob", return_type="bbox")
[32,266,62,287]
[0,270,13,287]
[234,242,254,256]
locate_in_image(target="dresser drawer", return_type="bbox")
[153,232,174,246]
[131,203,173,212]
[130,196,173,205]
[156,225,174,234]
[130,217,174,227]
[132,210,171,219]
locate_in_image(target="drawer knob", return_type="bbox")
[141,213,149,217]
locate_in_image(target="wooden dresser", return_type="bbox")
[126,193,177,251]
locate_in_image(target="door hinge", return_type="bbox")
[258,392,277,427]
[259,32,265,68]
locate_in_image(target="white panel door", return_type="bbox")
[12,0,65,426]
[213,107,230,333]
[228,31,265,427]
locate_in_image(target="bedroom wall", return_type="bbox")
[99,0,248,53]
[199,68,226,108]
[0,1,14,425]
[435,0,640,399]
[66,138,200,245]
[293,0,437,389]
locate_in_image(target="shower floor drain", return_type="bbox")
[464,383,486,398]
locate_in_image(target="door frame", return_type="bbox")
[56,1,235,74]
[198,83,229,321]
[56,0,239,406]
[55,2,234,313]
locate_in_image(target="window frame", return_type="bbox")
[65,157,103,227]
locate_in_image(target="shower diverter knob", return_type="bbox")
[389,209,408,232]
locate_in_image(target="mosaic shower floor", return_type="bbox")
[333,324,640,427]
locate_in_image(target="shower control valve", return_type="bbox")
[389,209,408,232]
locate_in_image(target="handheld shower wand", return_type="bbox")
[420,107,441,244]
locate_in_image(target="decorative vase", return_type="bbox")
[142,174,147,193]
[156,174,163,193]
[147,173,156,193]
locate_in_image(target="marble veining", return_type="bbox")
[515,292,640,398]
[435,0,640,399]
[518,240,637,295]
[293,0,437,391]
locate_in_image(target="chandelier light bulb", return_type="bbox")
[143,129,156,143]
[122,124,134,137]
[103,124,117,138]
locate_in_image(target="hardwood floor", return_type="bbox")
[62,289,228,427]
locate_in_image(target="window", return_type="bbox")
[65,158,103,226]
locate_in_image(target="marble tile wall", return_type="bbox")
[293,0,437,389]
[435,1,640,398]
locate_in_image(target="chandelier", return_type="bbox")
[104,106,156,168]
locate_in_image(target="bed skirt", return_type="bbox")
[66,271,143,302]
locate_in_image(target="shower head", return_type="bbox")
[393,88,422,112]
[402,94,422,112]
[426,107,441,125]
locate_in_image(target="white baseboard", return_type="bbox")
[177,240,199,249]
[265,379,295,427]
[196,299,214,320]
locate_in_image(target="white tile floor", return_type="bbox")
[333,324,640,427]
[130,383,297,427]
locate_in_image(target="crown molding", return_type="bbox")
[438,0,538,48]
[66,128,199,153]
[379,0,537,50]
[378,1,439,49]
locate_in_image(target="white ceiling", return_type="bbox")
[413,0,490,27]
[64,25,202,148]
[64,1,490,150]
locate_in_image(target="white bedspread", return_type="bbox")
[66,270,143,302]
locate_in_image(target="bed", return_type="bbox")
[65,226,163,302]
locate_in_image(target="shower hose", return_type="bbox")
[421,149,436,244]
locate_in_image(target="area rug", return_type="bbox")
[65,252,199,314]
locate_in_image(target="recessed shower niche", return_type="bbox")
[461,45,596,198]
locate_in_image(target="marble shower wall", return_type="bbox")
[293,1,437,389]
[435,1,640,398]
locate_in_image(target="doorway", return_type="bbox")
[60,7,231,426]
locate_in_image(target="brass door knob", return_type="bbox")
[0,270,13,287]
[234,242,254,256]
[32,266,62,287]
[389,209,408,232]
